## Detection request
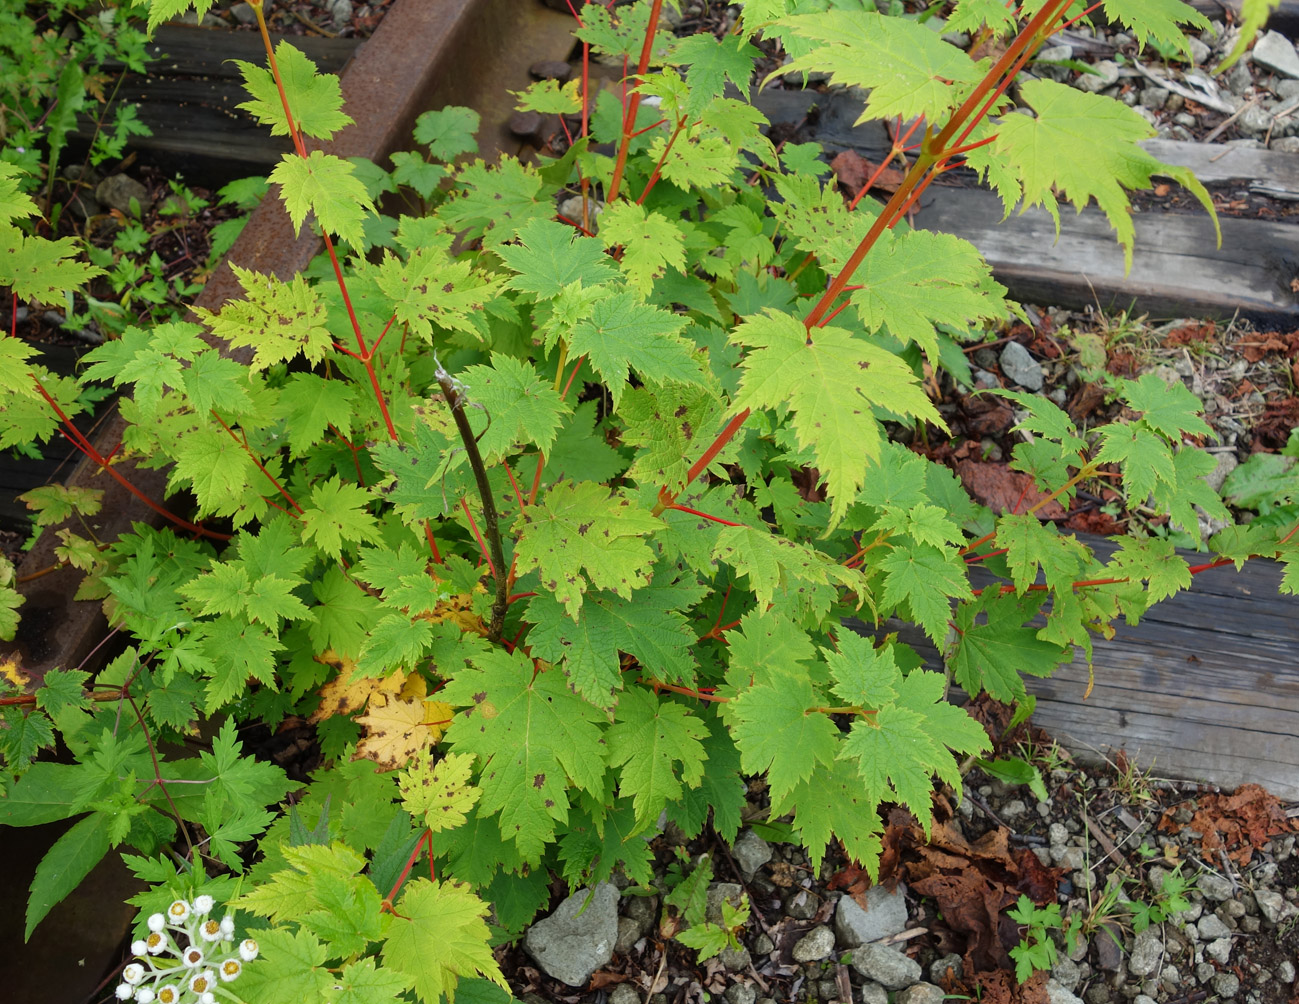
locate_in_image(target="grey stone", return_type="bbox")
[791,925,836,962]
[817,978,839,1001]
[1127,927,1163,977]
[524,883,620,987]
[850,944,922,990]
[1093,925,1123,971]
[999,340,1044,390]
[929,953,962,985]
[615,916,640,954]
[1134,996,1157,1004]
[860,984,890,1004]
[732,831,773,880]
[230,2,256,24]
[707,883,746,925]
[752,933,774,956]
[1140,86,1171,110]
[624,893,658,939]
[834,884,909,948]
[1254,31,1299,79]
[1077,60,1121,93]
[1238,104,1279,137]
[530,59,572,83]
[610,985,641,1004]
[1002,799,1029,820]
[1049,823,1069,848]
[719,946,751,973]
[784,889,819,920]
[327,0,351,26]
[724,984,757,1004]
[1278,79,1299,100]
[1197,873,1233,901]
[1211,972,1241,998]
[897,984,945,1004]
[1203,453,1238,493]
[1036,45,1075,81]
[1227,62,1256,97]
[1204,935,1233,964]
[95,174,150,216]
[1271,134,1299,152]
[1046,980,1086,1004]
[1277,960,1295,982]
[1051,957,1081,991]
[1187,36,1213,66]
[1254,888,1284,923]
[1197,914,1231,940]
[1196,961,1216,983]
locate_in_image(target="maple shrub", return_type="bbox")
[3,0,1297,999]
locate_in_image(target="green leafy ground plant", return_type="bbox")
[2,0,1297,999]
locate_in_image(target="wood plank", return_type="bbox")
[853,534,1299,798]
[1184,0,1299,34]
[913,185,1299,324]
[1140,138,1299,201]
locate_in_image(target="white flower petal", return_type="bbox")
[166,900,191,923]
[122,963,146,985]
[238,939,259,962]
[193,894,215,916]
[135,989,155,1004]
[115,985,133,1001]
[147,914,166,933]
[218,959,242,982]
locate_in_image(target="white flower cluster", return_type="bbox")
[114,895,259,1004]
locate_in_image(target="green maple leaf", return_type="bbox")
[269,150,376,248]
[439,159,551,246]
[849,229,1008,361]
[1150,447,1230,546]
[271,372,356,457]
[1095,0,1209,58]
[966,79,1217,270]
[1094,422,1176,503]
[730,310,941,527]
[1117,372,1214,441]
[839,668,989,834]
[355,614,435,678]
[824,632,899,710]
[230,927,332,1003]
[309,566,381,659]
[947,0,1018,34]
[605,688,707,830]
[599,201,687,297]
[0,337,39,399]
[513,78,582,115]
[950,593,1068,702]
[441,649,607,861]
[878,541,972,645]
[182,350,254,417]
[513,481,660,618]
[374,247,501,341]
[381,878,504,1002]
[1107,535,1190,605]
[525,588,697,708]
[0,227,101,302]
[619,384,727,494]
[0,163,38,224]
[725,609,818,691]
[773,11,983,122]
[712,524,858,620]
[353,544,447,616]
[726,670,838,807]
[772,756,883,873]
[1220,0,1282,70]
[199,618,282,711]
[168,427,258,518]
[496,219,617,299]
[414,106,481,161]
[996,389,1089,459]
[997,513,1091,595]
[81,321,205,415]
[195,264,332,370]
[300,476,383,559]
[234,41,353,140]
[459,353,570,460]
[330,959,415,1004]
[671,32,760,116]
[568,290,705,408]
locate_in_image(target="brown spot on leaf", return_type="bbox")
[533,773,546,788]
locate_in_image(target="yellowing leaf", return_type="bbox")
[308,654,405,724]
[353,685,452,771]
[1,654,31,690]
[399,751,481,833]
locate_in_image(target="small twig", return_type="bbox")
[644,949,667,1004]
[1201,95,1260,144]
[874,926,927,945]
[963,789,1010,830]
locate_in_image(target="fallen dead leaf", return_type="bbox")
[830,149,906,195]
[954,460,1067,519]
[1159,782,1299,866]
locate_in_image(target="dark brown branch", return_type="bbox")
[435,365,509,642]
